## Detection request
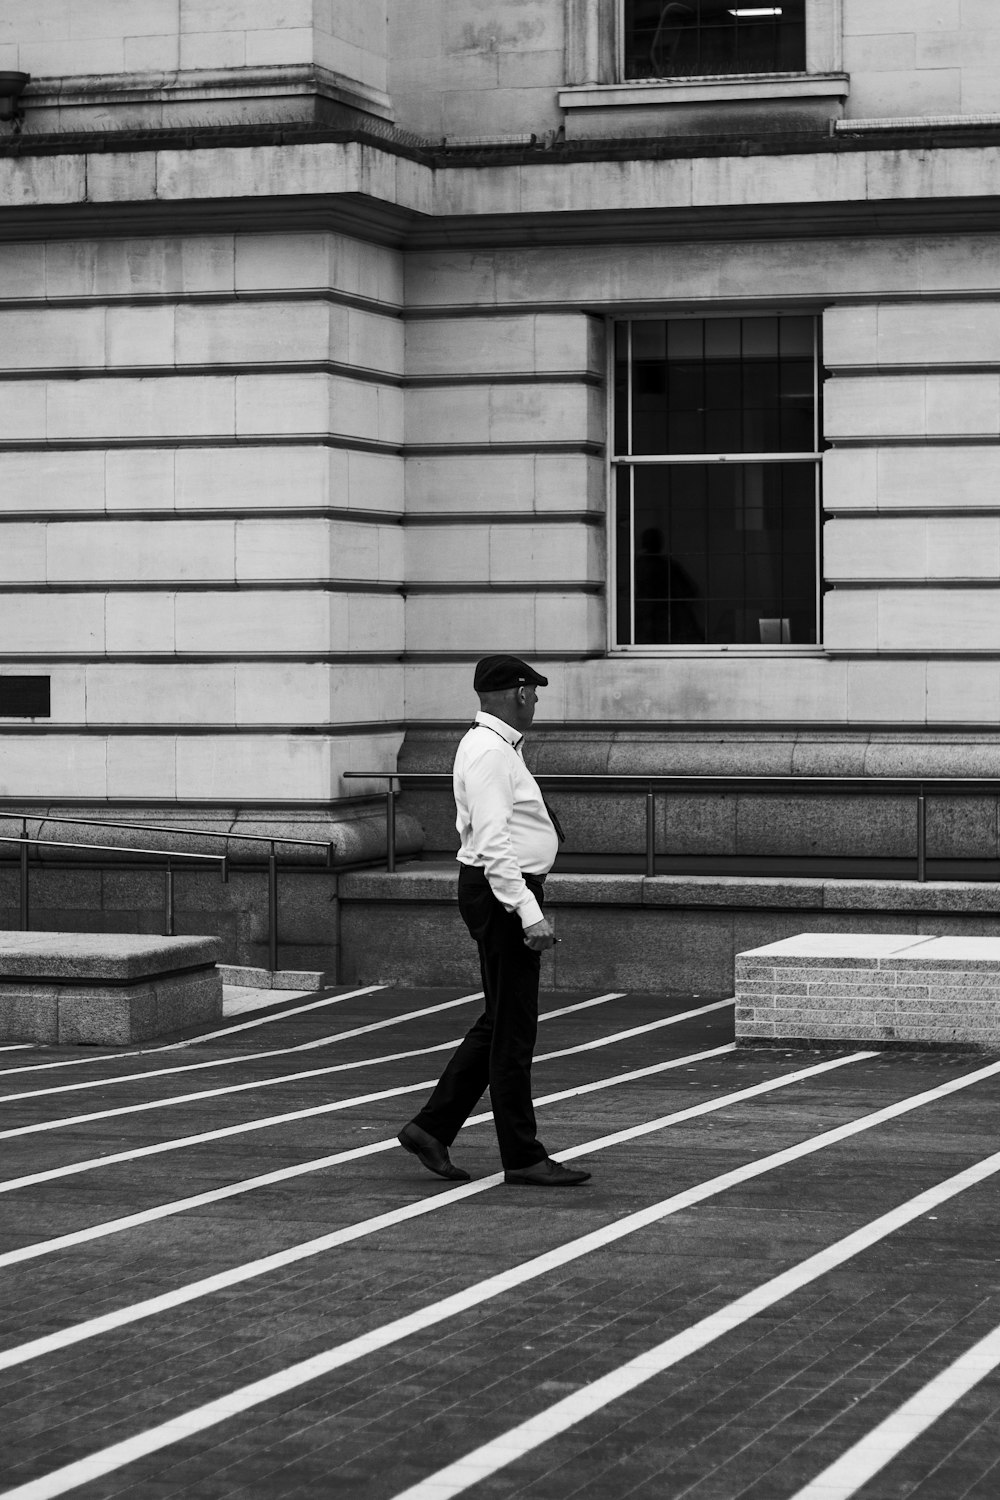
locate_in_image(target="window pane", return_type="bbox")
[615,467,634,644]
[704,318,741,360]
[667,320,703,360]
[624,0,806,80]
[626,313,818,456]
[614,323,630,455]
[617,461,818,645]
[632,320,666,360]
[632,467,707,644]
[613,316,822,648]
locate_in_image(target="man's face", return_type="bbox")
[512,683,538,730]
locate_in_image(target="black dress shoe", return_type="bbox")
[504,1158,591,1187]
[398,1122,471,1182]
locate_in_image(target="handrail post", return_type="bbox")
[386,786,396,873]
[164,857,174,935]
[645,783,656,878]
[268,843,278,973]
[19,824,28,931]
[916,782,926,883]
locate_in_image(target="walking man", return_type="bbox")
[398,654,590,1187]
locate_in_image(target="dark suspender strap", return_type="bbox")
[542,797,566,845]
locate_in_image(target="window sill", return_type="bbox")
[559,74,849,141]
[611,646,829,658]
[560,74,849,110]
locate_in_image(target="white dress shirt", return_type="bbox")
[454,710,559,929]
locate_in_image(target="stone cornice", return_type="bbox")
[22,64,394,123]
[0,133,999,249]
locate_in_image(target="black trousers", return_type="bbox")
[411,864,547,1170]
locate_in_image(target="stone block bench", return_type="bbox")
[0,932,223,1045]
[736,933,1000,1048]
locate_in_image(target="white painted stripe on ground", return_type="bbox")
[0,992,711,1137]
[0,1008,731,1194]
[0,1045,735,1270]
[0,984,390,1079]
[390,1147,1000,1499]
[0,991,480,1103]
[0,1050,862,1378]
[0,999,729,1192]
[222,987,309,1016]
[14,1053,973,1500]
[787,1319,1000,1500]
[0,1046,33,1053]
[0,990,637,1105]
[0,996,493,1125]
[155,984,392,1047]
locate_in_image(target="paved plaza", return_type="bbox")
[1,982,999,1499]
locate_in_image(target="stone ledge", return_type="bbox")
[0,931,223,1044]
[339,869,1000,914]
[219,965,334,991]
[0,931,220,981]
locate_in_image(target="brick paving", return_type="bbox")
[0,986,998,1499]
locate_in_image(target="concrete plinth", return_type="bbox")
[0,932,223,1044]
[736,932,1000,1048]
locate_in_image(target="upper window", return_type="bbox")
[623,0,806,79]
[612,315,823,650]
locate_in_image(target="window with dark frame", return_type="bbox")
[613,315,823,649]
[624,0,806,80]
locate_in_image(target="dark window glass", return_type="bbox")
[624,0,806,81]
[613,322,630,455]
[0,676,50,717]
[622,315,818,457]
[615,467,634,643]
[614,314,822,647]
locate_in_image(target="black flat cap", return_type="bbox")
[474,654,549,692]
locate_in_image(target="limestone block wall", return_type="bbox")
[0,229,406,806]
[843,0,1000,121]
[2,0,392,132]
[4,1,1000,140]
[403,228,1000,735]
[314,0,390,97]
[402,306,607,698]
[389,0,566,140]
[824,298,1000,692]
[387,0,1000,143]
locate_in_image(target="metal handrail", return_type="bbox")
[0,813,337,972]
[2,811,336,856]
[0,835,227,939]
[344,770,1000,882]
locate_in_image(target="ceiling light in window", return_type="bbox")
[728,7,783,15]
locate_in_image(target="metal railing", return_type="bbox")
[0,814,336,970]
[344,771,1000,883]
[0,834,227,939]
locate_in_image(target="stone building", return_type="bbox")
[1,2,999,972]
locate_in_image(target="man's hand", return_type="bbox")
[523,917,556,952]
